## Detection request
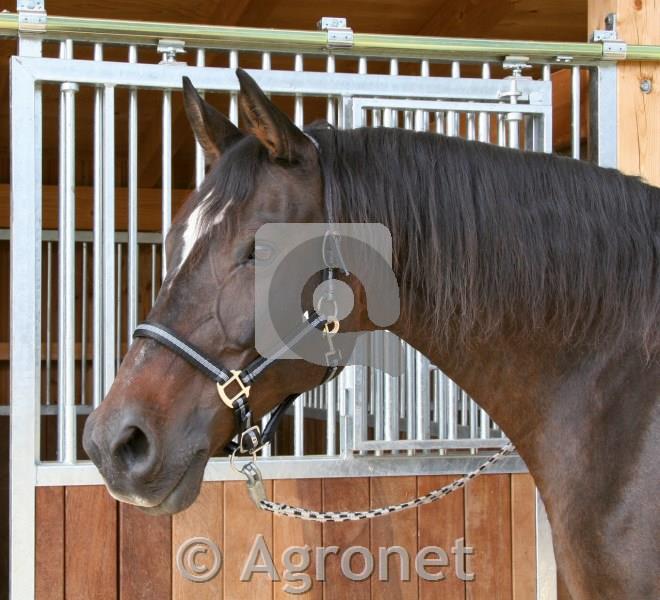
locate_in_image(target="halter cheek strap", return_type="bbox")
[133,309,337,455]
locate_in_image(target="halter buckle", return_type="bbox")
[216,369,251,408]
[239,425,263,454]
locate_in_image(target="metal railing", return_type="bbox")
[2,10,660,62]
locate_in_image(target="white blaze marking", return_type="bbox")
[173,195,234,276]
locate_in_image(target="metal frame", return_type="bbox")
[2,11,660,62]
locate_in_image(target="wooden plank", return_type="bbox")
[272,479,322,599]
[588,0,660,186]
[370,476,418,600]
[65,486,118,600]
[417,475,466,600]
[322,478,371,600]
[464,474,512,600]
[120,504,171,600]
[35,487,65,600]
[511,474,536,600]
[171,481,223,599]
[223,479,274,599]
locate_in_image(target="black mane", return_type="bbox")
[200,125,659,354]
[311,126,659,353]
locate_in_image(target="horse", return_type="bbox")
[83,68,659,599]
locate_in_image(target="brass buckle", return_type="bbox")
[216,370,251,408]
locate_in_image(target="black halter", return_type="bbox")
[133,131,345,456]
[133,307,339,455]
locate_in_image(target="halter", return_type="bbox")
[133,131,344,456]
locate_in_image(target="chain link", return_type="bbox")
[257,443,515,522]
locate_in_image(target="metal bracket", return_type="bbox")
[157,39,186,64]
[317,17,354,49]
[17,0,47,32]
[591,13,627,60]
[501,56,532,123]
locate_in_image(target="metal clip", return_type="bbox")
[317,17,354,49]
[591,13,627,60]
[241,461,267,508]
[17,0,47,32]
[157,39,186,64]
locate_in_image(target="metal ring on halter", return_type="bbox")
[323,319,340,335]
[316,296,340,336]
[229,446,257,474]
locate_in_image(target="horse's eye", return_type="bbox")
[252,243,275,263]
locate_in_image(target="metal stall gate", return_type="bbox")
[5,4,646,598]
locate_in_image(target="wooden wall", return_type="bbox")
[35,473,536,600]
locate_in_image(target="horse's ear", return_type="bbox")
[182,76,244,164]
[236,68,314,163]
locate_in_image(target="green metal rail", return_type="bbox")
[1,12,659,63]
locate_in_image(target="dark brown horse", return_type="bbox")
[83,69,659,599]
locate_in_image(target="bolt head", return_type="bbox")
[640,79,652,94]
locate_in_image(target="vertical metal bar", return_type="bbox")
[466,112,476,140]
[415,352,430,445]
[10,54,42,600]
[437,373,447,454]
[45,241,52,405]
[384,59,398,127]
[447,61,460,136]
[229,50,239,124]
[92,43,104,408]
[542,65,554,155]
[405,344,415,455]
[127,45,139,340]
[294,394,304,456]
[150,243,157,307]
[102,84,116,394]
[195,49,206,187]
[479,406,490,440]
[372,331,384,454]
[435,111,445,135]
[325,377,337,456]
[414,60,430,132]
[294,54,304,128]
[326,55,335,126]
[80,242,88,405]
[571,66,581,159]
[162,87,172,277]
[115,243,122,372]
[447,380,458,441]
[57,39,78,464]
[588,64,617,167]
[460,390,468,427]
[431,370,439,428]
[469,399,478,453]
[383,335,399,452]
[478,63,491,142]
[497,113,506,147]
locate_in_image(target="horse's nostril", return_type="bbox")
[113,425,151,470]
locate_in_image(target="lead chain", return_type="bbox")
[239,442,515,522]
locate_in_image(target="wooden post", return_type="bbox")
[588,0,660,186]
